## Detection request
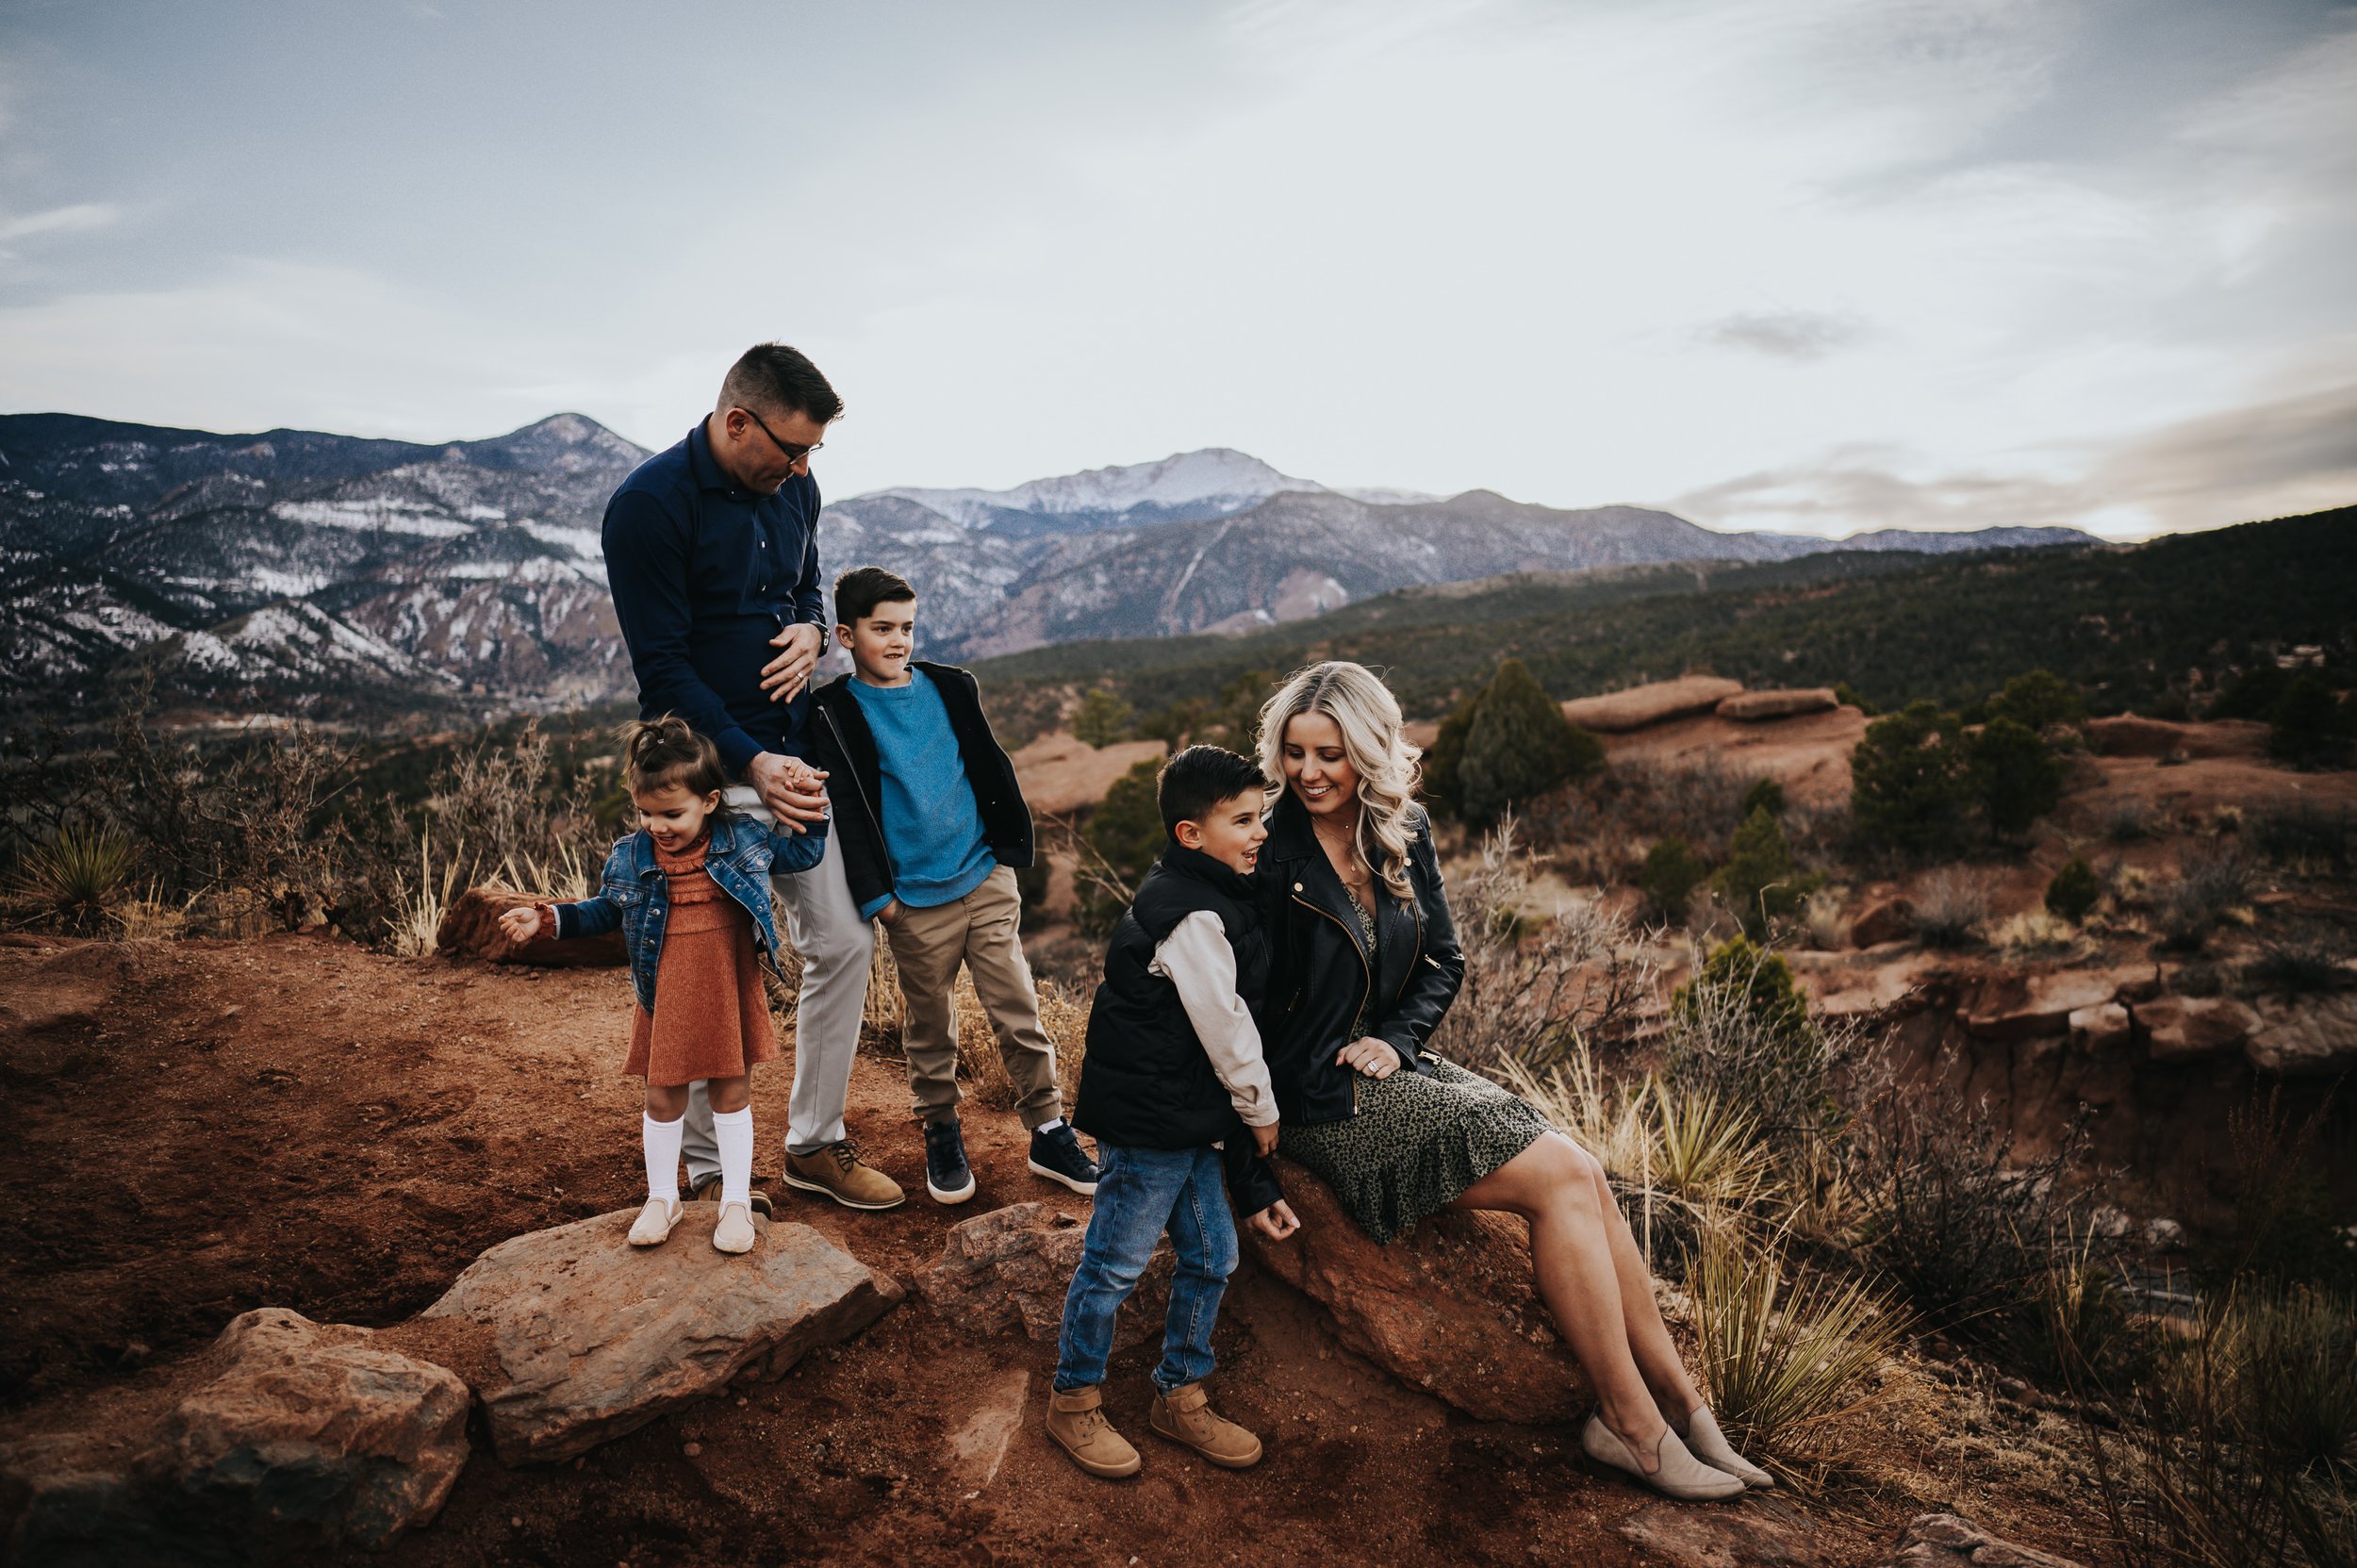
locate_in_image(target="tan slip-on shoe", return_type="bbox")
[782,1140,906,1211]
[1669,1403,1774,1489]
[1047,1386,1143,1479]
[1581,1412,1744,1501]
[1149,1382,1263,1469]
[712,1201,757,1255]
[627,1197,683,1247]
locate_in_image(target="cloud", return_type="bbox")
[0,202,119,249]
[1697,308,1874,362]
[1669,375,2357,538]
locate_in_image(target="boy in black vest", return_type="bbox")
[1046,746,1302,1479]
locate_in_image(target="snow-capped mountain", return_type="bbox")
[870,448,1325,537]
[0,412,2094,722]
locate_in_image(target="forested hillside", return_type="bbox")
[971,506,2355,733]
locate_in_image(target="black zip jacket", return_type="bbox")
[804,660,1034,917]
[1075,842,1286,1218]
[1258,792,1464,1124]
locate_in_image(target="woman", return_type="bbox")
[1254,661,1769,1502]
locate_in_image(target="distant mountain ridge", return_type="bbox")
[0,411,2095,720]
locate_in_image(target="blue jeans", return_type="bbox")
[1054,1144,1238,1395]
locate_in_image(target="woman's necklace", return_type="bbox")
[1313,813,1373,902]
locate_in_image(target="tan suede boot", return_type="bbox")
[1047,1385,1142,1478]
[782,1140,905,1211]
[1149,1382,1263,1469]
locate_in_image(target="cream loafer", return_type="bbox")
[1581,1413,1745,1501]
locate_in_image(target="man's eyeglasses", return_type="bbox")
[738,406,824,467]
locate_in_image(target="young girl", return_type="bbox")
[499,717,828,1255]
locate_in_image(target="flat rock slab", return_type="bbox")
[2135,995,2260,1062]
[1963,965,2155,1041]
[1718,687,1838,721]
[1243,1157,1590,1425]
[2246,993,2357,1075]
[1619,1496,1828,1566]
[915,1201,1173,1346]
[1889,1512,2083,1568]
[1,1309,469,1563]
[1562,676,1744,734]
[423,1209,902,1464]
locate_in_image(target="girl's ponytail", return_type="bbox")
[619,716,730,798]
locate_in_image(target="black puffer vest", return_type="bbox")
[1073,842,1271,1150]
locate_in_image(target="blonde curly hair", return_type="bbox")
[1257,661,1425,901]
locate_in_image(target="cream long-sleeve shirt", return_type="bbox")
[1147,909,1278,1128]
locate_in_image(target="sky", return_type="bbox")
[1,0,2352,539]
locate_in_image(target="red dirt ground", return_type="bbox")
[0,932,2108,1567]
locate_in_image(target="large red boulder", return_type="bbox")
[1241,1157,1590,1424]
[435,885,625,967]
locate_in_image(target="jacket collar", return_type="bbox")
[1264,791,1377,957]
[1157,839,1259,902]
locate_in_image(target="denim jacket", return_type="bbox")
[552,813,827,1015]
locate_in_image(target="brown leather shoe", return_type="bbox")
[1047,1385,1142,1478]
[1149,1382,1262,1468]
[782,1140,905,1211]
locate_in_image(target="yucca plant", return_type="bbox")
[1688,1227,1908,1477]
[387,829,465,958]
[1652,1082,1786,1213]
[2235,1283,2357,1482]
[14,823,136,933]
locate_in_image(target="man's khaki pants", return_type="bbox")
[885,865,1063,1130]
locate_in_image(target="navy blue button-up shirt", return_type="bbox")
[602,421,828,770]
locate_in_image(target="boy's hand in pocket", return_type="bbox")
[1251,1119,1279,1157]
[876,898,904,927]
[1248,1200,1300,1242]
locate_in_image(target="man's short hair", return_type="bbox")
[834,566,916,626]
[717,343,844,424]
[1159,745,1269,836]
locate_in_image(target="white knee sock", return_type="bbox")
[643,1113,684,1206]
[712,1106,754,1210]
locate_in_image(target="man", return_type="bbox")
[601,343,903,1211]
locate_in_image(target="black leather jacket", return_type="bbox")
[1258,792,1464,1124]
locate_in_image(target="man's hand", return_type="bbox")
[1248,1200,1301,1242]
[1251,1119,1279,1158]
[498,904,550,944]
[747,751,829,832]
[876,898,904,928]
[1336,1036,1402,1080]
[760,622,825,704]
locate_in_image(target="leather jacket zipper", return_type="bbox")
[1292,891,1371,1116]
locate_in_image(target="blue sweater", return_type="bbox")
[602,421,826,772]
[848,670,997,916]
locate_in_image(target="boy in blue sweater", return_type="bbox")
[805,567,1100,1206]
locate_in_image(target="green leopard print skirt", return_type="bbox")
[1278,1057,1552,1246]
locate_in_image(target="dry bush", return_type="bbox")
[387,828,466,959]
[1689,1226,1908,1479]
[1426,814,1656,1073]
[1913,868,1991,949]
[1661,936,1862,1167]
[2159,841,2258,949]
[1995,908,2097,963]
[952,969,1090,1114]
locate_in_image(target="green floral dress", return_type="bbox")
[1277,894,1551,1244]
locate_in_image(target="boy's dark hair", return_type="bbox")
[1159,745,1269,836]
[717,343,843,425]
[834,566,916,627]
[620,715,731,800]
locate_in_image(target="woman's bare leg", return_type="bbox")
[1450,1131,1669,1466]
[1583,1153,1706,1418]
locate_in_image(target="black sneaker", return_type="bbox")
[924,1118,977,1205]
[689,1175,772,1218]
[1029,1123,1100,1197]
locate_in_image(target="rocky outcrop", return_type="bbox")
[2069,1001,2134,1051]
[2083,716,2266,760]
[1963,965,2158,1041]
[915,1201,1171,1345]
[422,1209,902,1464]
[1888,1512,2083,1567]
[1717,687,1838,721]
[2246,993,2357,1075]
[0,1310,469,1563]
[1241,1157,1589,1424]
[1849,897,1915,949]
[1619,1497,1826,1565]
[435,884,625,967]
[2136,996,2260,1063]
[1560,676,1744,734]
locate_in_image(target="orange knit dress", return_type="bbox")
[622,831,779,1087]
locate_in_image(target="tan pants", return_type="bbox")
[884,865,1063,1131]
